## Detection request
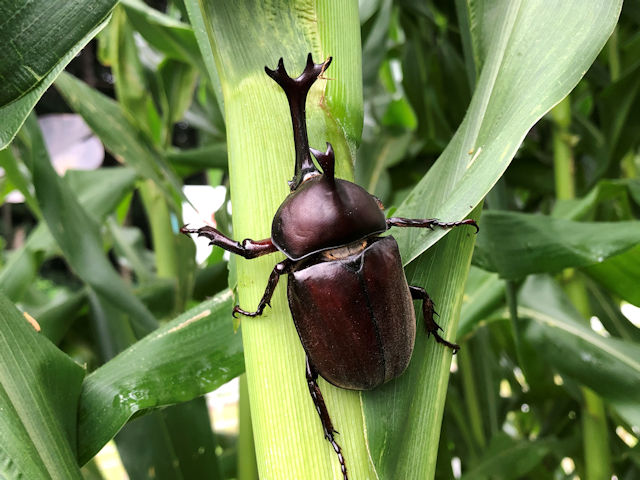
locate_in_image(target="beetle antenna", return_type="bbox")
[265,54,333,191]
[310,142,335,186]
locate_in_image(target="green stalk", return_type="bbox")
[458,342,486,449]
[386,203,481,479]
[505,281,523,363]
[551,97,574,201]
[188,2,373,478]
[237,374,258,480]
[621,150,638,180]
[138,180,178,280]
[551,96,611,480]
[108,5,184,309]
[477,328,499,436]
[487,179,525,371]
[607,26,620,82]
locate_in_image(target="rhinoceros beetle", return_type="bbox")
[182,54,477,480]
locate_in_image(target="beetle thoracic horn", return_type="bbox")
[310,142,335,185]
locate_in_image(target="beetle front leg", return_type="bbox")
[232,259,294,318]
[180,225,277,259]
[409,286,460,354]
[305,356,348,480]
[387,217,479,233]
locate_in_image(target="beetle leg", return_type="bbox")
[180,225,277,259]
[305,356,348,480]
[409,286,460,354]
[232,259,294,318]
[387,217,479,233]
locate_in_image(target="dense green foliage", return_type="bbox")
[0,1,638,479]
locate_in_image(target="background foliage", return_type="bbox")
[0,0,638,479]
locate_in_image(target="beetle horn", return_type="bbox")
[310,142,335,186]
[265,54,333,191]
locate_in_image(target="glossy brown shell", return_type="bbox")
[272,176,387,260]
[287,236,416,390]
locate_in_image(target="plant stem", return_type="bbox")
[138,180,178,279]
[477,328,499,436]
[551,95,611,480]
[607,26,620,82]
[190,2,372,478]
[551,97,574,201]
[458,343,486,449]
[237,374,258,480]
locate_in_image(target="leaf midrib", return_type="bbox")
[519,306,640,372]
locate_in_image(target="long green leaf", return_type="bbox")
[363,1,622,477]
[55,72,184,207]
[519,275,640,422]
[473,211,640,279]
[392,0,623,265]
[0,0,116,106]
[0,19,109,149]
[364,217,479,479]
[31,289,87,345]
[586,280,640,343]
[460,434,553,480]
[0,167,137,302]
[25,114,157,334]
[551,179,639,221]
[66,168,140,224]
[120,0,205,72]
[77,290,243,464]
[177,0,225,112]
[115,398,223,480]
[166,143,228,170]
[584,244,640,307]
[458,266,505,338]
[0,147,40,216]
[0,291,84,479]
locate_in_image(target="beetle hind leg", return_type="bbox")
[409,286,460,353]
[305,357,348,480]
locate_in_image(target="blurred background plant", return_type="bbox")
[0,1,638,479]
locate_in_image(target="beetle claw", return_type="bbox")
[324,431,340,441]
[431,329,460,354]
[464,219,480,233]
[180,224,197,236]
[233,305,262,318]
